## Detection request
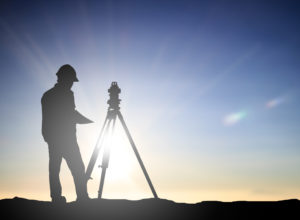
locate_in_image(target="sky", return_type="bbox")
[0,0,300,203]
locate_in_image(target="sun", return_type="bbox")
[103,125,134,181]
[79,121,135,183]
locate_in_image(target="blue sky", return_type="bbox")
[1,0,300,202]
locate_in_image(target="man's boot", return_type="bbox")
[76,190,90,203]
[52,196,66,204]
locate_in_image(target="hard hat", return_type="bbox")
[56,64,79,82]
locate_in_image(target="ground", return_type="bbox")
[1,197,299,219]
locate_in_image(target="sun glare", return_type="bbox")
[103,125,134,181]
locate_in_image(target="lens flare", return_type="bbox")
[223,111,247,126]
[266,97,284,108]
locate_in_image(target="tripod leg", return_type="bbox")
[117,112,158,199]
[86,114,109,181]
[98,116,117,199]
[98,165,107,199]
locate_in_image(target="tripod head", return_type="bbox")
[107,82,121,111]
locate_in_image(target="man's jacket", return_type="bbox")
[41,83,91,143]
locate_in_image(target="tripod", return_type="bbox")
[85,82,158,199]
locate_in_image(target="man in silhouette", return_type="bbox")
[41,64,92,203]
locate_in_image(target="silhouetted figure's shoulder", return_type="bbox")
[42,87,54,104]
[42,85,58,96]
[41,84,76,116]
[42,84,74,104]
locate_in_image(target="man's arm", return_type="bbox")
[41,92,53,142]
[74,110,93,124]
[70,91,93,124]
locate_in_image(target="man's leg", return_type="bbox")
[48,142,64,201]
[64,142,89,200]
